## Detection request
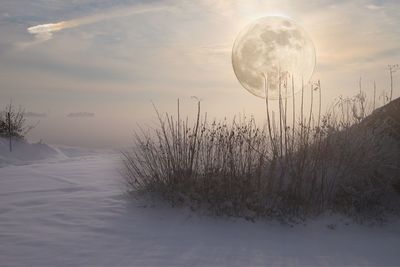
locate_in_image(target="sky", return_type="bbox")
[0,0,399,148]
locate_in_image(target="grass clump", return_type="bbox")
[122,77,399,222]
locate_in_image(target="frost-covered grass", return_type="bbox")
[122,81,400,221]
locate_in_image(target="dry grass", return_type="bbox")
[122,76,399,222]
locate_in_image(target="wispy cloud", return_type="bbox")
[197,43,232,56]
[25,111,47,118]
[365,4,384,10]
[67,112,95,118]
[21,3,173,48]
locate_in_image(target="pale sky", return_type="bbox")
[0,0,399,147]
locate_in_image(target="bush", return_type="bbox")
[0,102,34,140]
[122,78,399,221]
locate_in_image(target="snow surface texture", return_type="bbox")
[1,152,400,266]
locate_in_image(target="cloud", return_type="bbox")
[67,112,95,118]
[21,3,174,48]
[197,43,232,56]
[365,4,383,10]
[25,111,47,118]
[27,21,76,43]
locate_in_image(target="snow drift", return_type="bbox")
[0,138,58,167]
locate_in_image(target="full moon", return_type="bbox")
[232,16,316,99]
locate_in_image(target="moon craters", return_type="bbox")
[232,16,316,99]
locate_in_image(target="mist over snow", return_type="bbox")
[1,148,399,266]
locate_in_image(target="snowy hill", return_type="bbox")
[363,97,400,173]
[0,138,109,167]
[0,138,58,167]
[364,96,400,141]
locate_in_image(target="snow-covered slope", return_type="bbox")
[0,137,59,167]
[0,153,399,266]
[0,138,110,167]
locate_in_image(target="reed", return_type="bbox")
[122,75,398,221]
